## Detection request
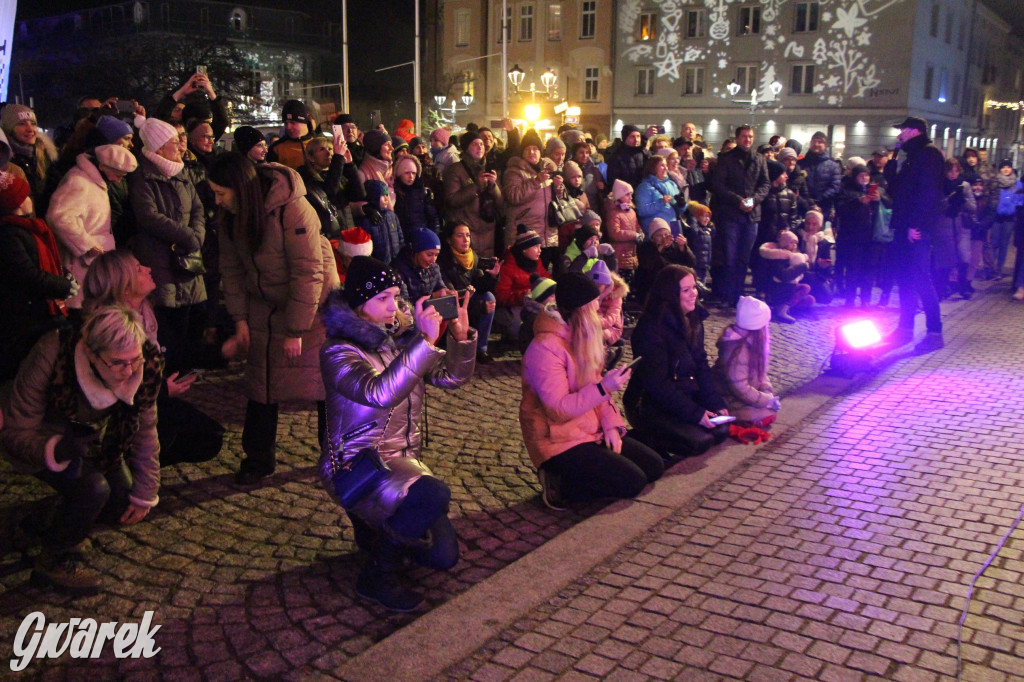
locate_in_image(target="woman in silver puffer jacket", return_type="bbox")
[319,256,476,611]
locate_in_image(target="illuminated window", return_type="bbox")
[639,12,656,41]
[737,6,761,35]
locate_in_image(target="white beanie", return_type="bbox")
[611,178,633,201]
[95,144,138,173]
[736,296,771,331]
[139,118,177,152]
[647,217,671,238]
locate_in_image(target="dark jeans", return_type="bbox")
[897,241,942,334]
[35,458,132,551]
[540,435,664,503]
[470,290,495,353]
[721,219,758,305]
[630,416,729,458]
[155,302,208,375]
[240,399,326,474]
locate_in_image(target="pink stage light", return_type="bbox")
[839,320,882,349]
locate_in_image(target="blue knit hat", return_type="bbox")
[364,180,390,207]
[411,228,441,253]
[96,115,132,143]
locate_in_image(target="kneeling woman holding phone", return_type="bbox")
[520,272,664,510]
[624,265,730,458]
[319,256,476,611]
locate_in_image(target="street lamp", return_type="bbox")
[727,79,782,125]
[508,64,525,90]
[435,90,474,124]
[509,65,557,98]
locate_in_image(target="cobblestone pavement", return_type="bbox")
[6,281,998,680]
[440,286,1024,682]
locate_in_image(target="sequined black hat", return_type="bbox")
[344,256,403,309]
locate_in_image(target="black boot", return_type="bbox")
[355,538,423,612]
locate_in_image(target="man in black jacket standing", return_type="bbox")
[710,125,771,306]
[884,116,946,352]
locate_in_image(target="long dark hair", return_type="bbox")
[208,152,265,251]
[643,264,700,345]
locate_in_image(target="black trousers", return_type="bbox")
[155,302,208,375]
[240,399,326,473]
[540,435,664,503]
[897,241,942,334]
[630,415,730,459]
[35,458,132,551]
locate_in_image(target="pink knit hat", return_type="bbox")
[430,128,451,146]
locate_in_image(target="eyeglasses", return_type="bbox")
[96,353,144,372]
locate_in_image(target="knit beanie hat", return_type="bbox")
[846,156,866,170]
[338,227,373,258]
[391,136,409,154]
[767,160,786,182]
[0,171,30,213]
[587,259,613,287]
[999,159,1013,170]
[573,223,600,249]
[544,136,566,157]
[810,131,828,143]
[736,296,771,331]
[555,271,600,319]
[333,113,355,126]
[95,144,138,173]
[611,178,633,201]
[529,273,557,303]
[459,130,482,154]
[778,147,798,162]
[430,128,451,146]
[561,129,586,148]
[563,160,583,182]
[656,147,676,158]
[512,223,542,252]
[363,129,390,158]
[232,126,266,156]
[344,256,403,309]
[364,179,390,207]
[411,228,441,253]
[394,154,421,179]
[581,209,601,227]
[1,104,35,134]
[620,124,641,142]
[139,117,177,151]
[520,129,543,154]
[850,164,869,179]
[785,139,803,155]
[648,217,671,238]
[95,115,133,143]
[805,209,824,225]
[687,201,711,220]
[408,136,426,150]
[282,99,309,123]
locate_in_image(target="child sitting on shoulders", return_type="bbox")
[713,296,781,427]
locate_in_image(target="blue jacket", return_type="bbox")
[995,177,1024,217]
[797,152,842,216]
[362,207,405,265]
[391,246,450,302]
[635,175,681,235]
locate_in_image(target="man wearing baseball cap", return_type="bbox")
[883,116,946,353]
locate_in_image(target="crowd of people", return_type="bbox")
[1,70,1022,609]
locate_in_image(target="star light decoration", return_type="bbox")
[655,52,684,79]
[833,5,867,38]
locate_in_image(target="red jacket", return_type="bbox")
[495,248,550,307]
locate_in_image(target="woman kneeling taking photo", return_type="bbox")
[520,272,663,510]
[319,256,476,612]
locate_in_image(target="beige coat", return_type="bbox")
[502,156,558,249]
[443,159,504,258]
[219,164,340,404]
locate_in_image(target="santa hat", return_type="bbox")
[338,227,373,257]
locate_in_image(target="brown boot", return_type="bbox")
[31,549,100,596]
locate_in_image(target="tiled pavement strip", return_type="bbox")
[428,287,1024,682]
[0,279,1015,680]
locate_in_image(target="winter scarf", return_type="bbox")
[7,215,67,316]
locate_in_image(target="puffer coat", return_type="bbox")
[219,163,339,404]
[129,154,206,308]
[319,292,476,525]
[503,155,559,248]
[635,174,682,234]
[604,197,642,270]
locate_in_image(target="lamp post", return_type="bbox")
[434,90,474,125]
[508,64,557,99]
[727,79,782,126]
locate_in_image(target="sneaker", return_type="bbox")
[538,468,567,511]
[355,569,423,612]
[914,332,944,354]
[31,551,100,596]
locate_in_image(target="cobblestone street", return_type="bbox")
[1,282,1017,680]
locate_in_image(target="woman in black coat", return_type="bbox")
[623,264,729,458]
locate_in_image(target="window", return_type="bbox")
[455,9,470,47]
[929,2,939,37]
[498,6,511,43]
[639,12,657,41]
[637,68,654,96]
[737,6,761,35]
[793,2,819,32]
[944,11,952,43]
[584,67,599,101]
[230,9,246,31]
[735,64,758,93]
[580,1,596,39]
[685,9,706,38]
[519,4,534,41]
[547,4,562,40]
[791,64,815,94]
[923,64,934,99]
[683,66,705,95]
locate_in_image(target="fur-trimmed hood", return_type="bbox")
[321,288,414,350]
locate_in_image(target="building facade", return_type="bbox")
[438,0,615,137]
[611,0,1024,160]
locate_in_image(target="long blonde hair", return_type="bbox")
[568,299,605,388]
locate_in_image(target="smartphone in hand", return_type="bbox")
[424,294,459,320]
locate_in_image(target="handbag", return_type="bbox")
[872,204,893,243]
[331,409,394,510]
[171,246,207,275]
[548,190,583,228]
